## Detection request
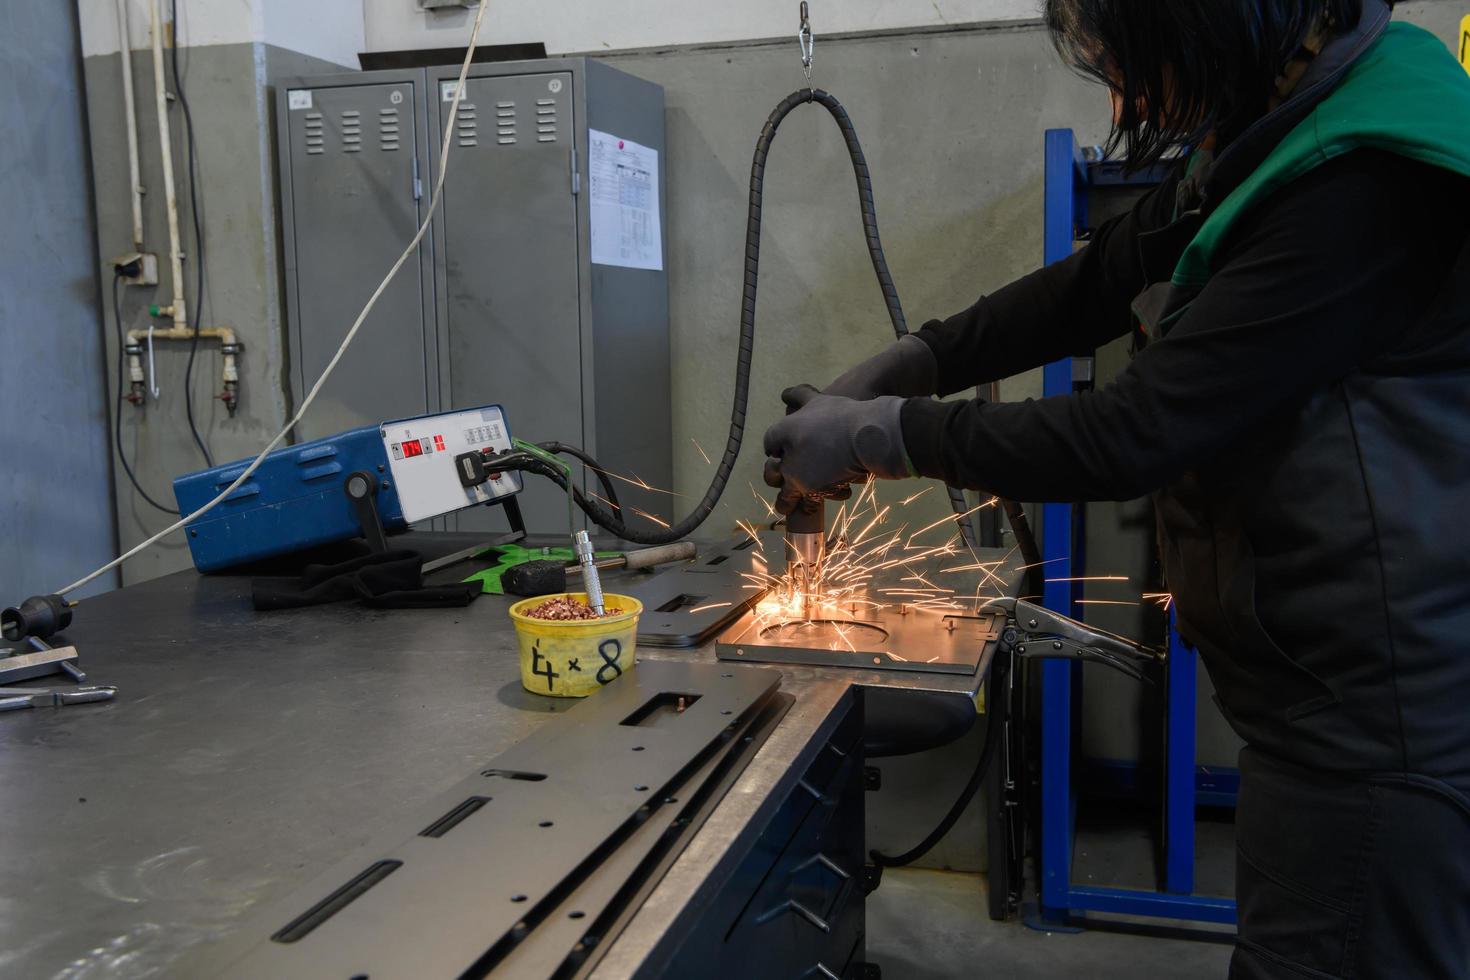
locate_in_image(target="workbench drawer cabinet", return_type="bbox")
[656,692,868,979]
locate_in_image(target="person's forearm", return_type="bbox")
[915,174,1179,397]
[914,250,1133,395]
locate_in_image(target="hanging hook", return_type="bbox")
[798,2,814,85]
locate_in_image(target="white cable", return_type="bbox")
[58,0,491,597]
[146,323,161,399]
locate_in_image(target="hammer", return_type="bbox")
[504,542,696,598]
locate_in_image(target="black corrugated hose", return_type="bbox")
[529,88,1040,567]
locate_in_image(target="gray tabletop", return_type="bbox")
[0,534,1012,979]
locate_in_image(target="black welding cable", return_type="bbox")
[870,654,1007,868]
[537,441,623,517]
[170,0,214,469]
[529,88,1026,554]
[113,275,182,516]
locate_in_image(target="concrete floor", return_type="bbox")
[867,868,1236,979]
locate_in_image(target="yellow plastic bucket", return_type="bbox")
[508,593,643,698]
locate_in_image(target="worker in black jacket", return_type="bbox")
[763,1,1470,976]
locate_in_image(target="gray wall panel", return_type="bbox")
[0,2,118,601]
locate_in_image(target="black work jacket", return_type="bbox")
[903,7,1470,797]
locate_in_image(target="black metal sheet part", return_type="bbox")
[204,662,783,979]
[627,534,782,648]
[496,692,794,979]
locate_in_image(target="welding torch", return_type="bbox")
[784,497,826,620]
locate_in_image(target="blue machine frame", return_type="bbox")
[1038,129,1238,926]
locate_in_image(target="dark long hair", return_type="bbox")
[1046,0,1368,168]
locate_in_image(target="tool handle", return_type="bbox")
[620,541,697,571]
[55,686,117,705]
[0,696,32,712]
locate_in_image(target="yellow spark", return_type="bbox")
[692,439,713,466]
[586,489,622,512]
[628,505,671,529]
[586,464,684,497]
[941,561,1006,574]
[1015,557,1070,571]
[1045,575,1131,583]
[899,486,935,506]
[735,519,763,545]
[688,601,733,614]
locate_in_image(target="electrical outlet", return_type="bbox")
[111,252,159,286]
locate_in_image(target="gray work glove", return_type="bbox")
[823,334,939,401]
[763,385,915,516]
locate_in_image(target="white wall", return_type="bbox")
[363,0,1042,55]
[78,0,365,67]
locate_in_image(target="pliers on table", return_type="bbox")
[981,596,1162,682]
[0,685,117,712]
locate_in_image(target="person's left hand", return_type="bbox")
[763,385,914,515]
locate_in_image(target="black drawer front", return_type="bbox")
[657,692,867,979]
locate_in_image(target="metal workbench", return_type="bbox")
[0,534,1007,979]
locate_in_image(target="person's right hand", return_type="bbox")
[822,334,939,401]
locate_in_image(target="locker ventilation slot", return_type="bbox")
[457,103,478,147]
[535,99,558,143]
[304,111,324,155]
[495,101,516,145]
[379,107,401,152]
[341,109,362,154]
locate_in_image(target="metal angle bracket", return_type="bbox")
[205,662,785,979]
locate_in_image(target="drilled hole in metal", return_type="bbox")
[538,820,553,828]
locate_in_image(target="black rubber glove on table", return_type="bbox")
[763,386,915,516]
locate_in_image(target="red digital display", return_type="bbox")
[402,439,424,458]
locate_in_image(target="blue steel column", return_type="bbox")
[1164,610,1198,895]
[1039,129,1087,918]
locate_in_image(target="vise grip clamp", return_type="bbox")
[982,596,1162,682]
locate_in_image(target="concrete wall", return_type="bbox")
[0,3,119,602]
[80,0,364,66]
[363,0,1041,55]
[82,37,350,583]
[600,22,1109,543]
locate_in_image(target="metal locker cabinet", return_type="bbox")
[276,70,438,443]
[430,59,672,537]
[431,68,584,535]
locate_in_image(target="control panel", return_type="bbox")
[381,405,522,524]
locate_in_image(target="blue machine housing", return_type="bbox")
[173,426,406,572]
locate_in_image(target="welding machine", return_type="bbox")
[173,405,525,572]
